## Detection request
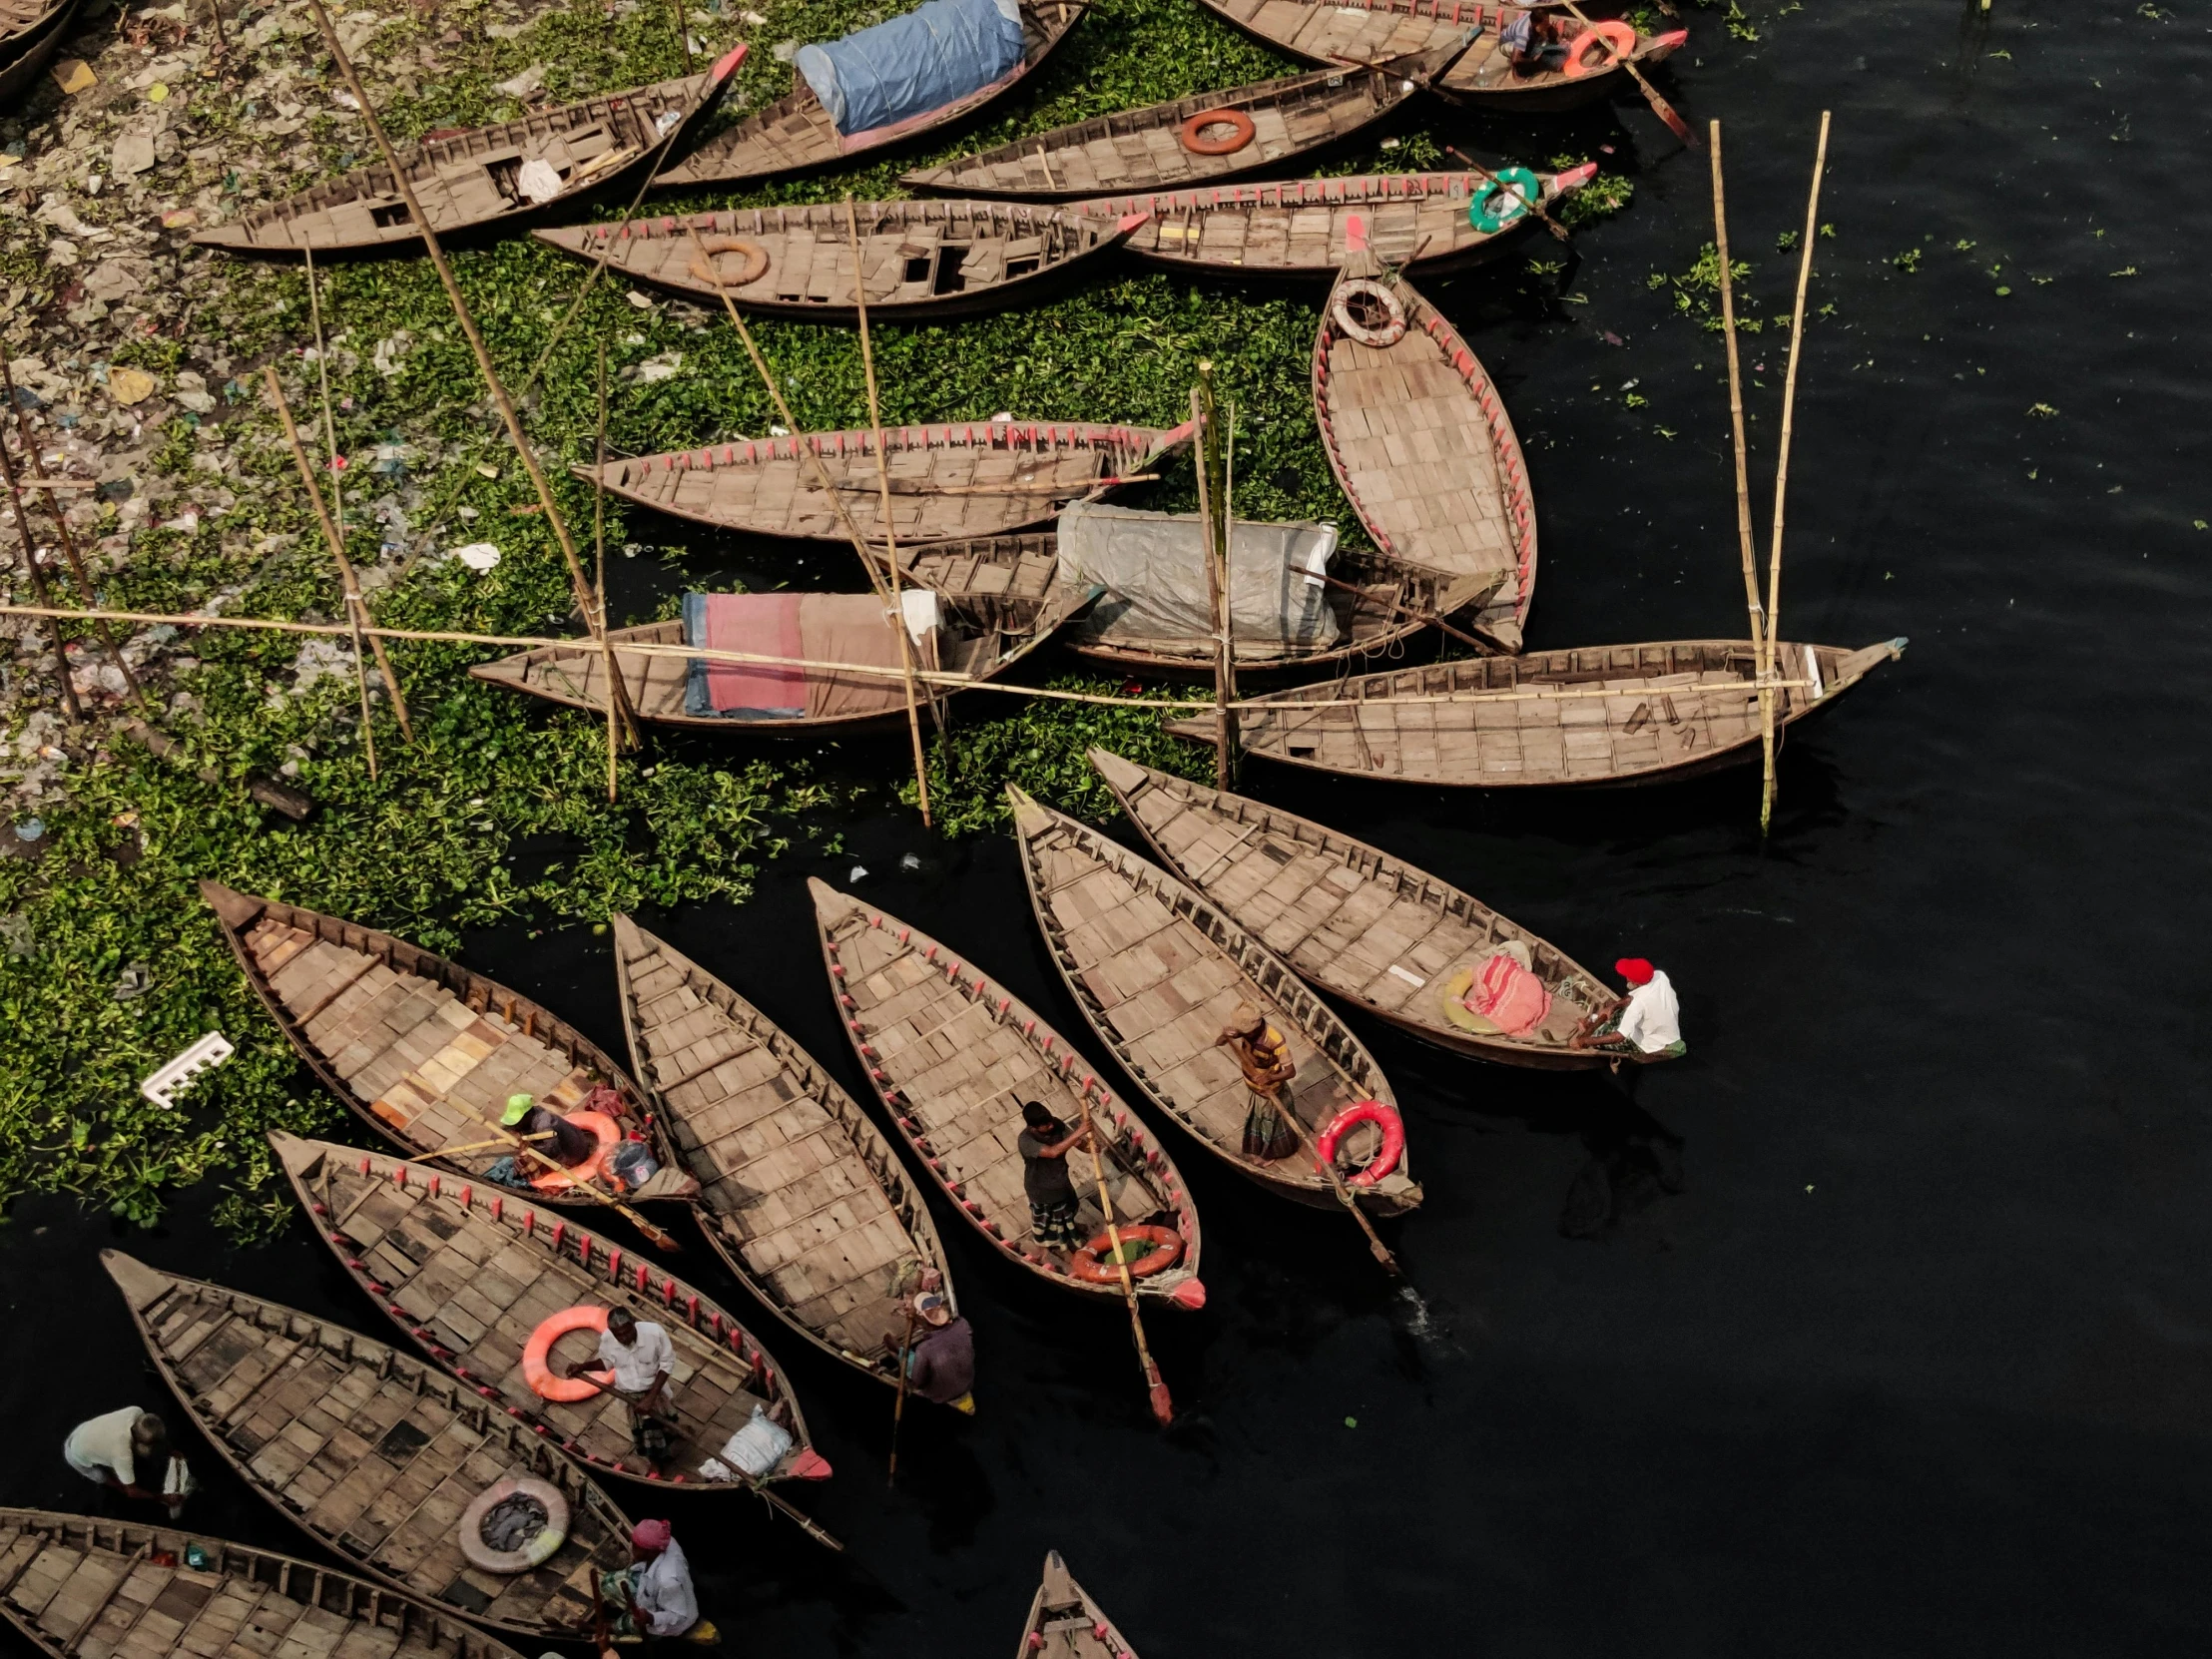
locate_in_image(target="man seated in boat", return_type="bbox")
[1500,9,1569,74]
[1018,1100,1089,1251]
[1217,1003,1301,1162]
[564,1306,680,1476]
[597,1519,702,1652]
[62,1405,193,1516]
[498,1091,601,1171]
[1569,957,1686,1059]
[880,1288,976,1413]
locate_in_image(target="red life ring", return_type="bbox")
[1562,20,1636,78]
[522,1304,614,1401]
[526,1109,620,1193]
[457,1475,571,1574]
[1178,107,1257,157]
[1316,1100,1404,1187]
[1068,1225,1184,1283]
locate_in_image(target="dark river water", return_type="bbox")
[11,0,2212,1652]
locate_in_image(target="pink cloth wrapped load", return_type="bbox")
[1463,950,1551,1038]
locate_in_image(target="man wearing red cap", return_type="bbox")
[598,1518,699,1649]
[1570,957,1684,1058]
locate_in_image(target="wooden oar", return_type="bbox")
[429,1129,555,1158]
[829,473,1159,497]
[1255,1081,1402,1275]
[1442,146,1571,244]
[1080,1115,1174,1425]
[1560,1,1695,146]
[886,1303,917,1486]
[488,1122,685,1253]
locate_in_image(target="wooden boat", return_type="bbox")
[656,0,1085,189]
[269,1131,831,1494]
[1016,1552,1137,1659]
[1192,0,1687,111]
[809,878,1206,1309]
[1086,748,1620,1069]
[1161,639,1910,788]
[192,50,746,254]
[0,1509,523,1659]
[580,417,1189,545]
[200,881,685,1207]
[468,583,1094,733]
[1008,787,1419,1214]
[903,42,1467,202]
[534,199,1145,322]
[1071,166,1593,280]
[1315,249,1533,650]
[100,1252,632,1641]
[610,916,963,1393]
[0,0,81,110]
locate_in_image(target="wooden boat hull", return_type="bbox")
[0,0,82,110]
[657,0,1085,188]
[268,1131,830,1494]
[534,201,1144,322]
[193,51,745,254]
[0,1510,524,1659]
[809,878,1206,1309]
[100,1252,632,1640]
[579,418,1189,545]
[1163,639,1910,789]
[1016,1552,1138,1659]
[1070,166,1592,281]
[1191,0,1686,111]
[1315,252,1533,649]
[611,916,963,1392]
[1086,747,1626,1070]
[1008,787,1418,1215]
[200,881,684,1205]
[903,44,1465,202]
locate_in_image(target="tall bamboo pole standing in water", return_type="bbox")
[1191,364,1236,786]
[1707,122,1764,669]
[594,339,621,804]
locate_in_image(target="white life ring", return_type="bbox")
[1332,277,1408,347]
[457,1475,572,1574]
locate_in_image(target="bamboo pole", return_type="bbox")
[886,1303,916,1486]
[1080,1115,1174,1425]
[1708,123,1765,669]
[0,418,84,722]
[1759,112,1833,833]
[1314,570,1496,655]
[594,338,621,804]
[1190,366,1236,787]
[300,0,638,747]
[844,195,933,829]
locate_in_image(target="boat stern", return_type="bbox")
[198,877,267,930]
[99,1249,172,1311]
[1084,747,1151,799]
[1549,161,1600,198]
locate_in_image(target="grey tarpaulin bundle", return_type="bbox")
[1055,500,1342,655]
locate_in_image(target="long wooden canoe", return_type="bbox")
[535,200,1145,321]
[269,1131,830,1494]
[904,42,1468,202]
[1193,0,1687,110]
[657,0,1085,189]
[1315,249,1533,650]
[580,418,1189,545]
[193,50,745,254]
[201,882,685,1207]
[809,878,1206,1309]
[1016,1552,1137,1659]
[0,1509,523,1659]
[468,583,1094,733]
[1086,748,1621,1068]
[101,1253,631,1640]
[1008,788,1419,1214]
[1071,166,1593,279]
[610,916,963,1392]
[1162,638,1911,788]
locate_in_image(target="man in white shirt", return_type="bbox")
[565,1307,677,1474]
[63,1406,190,1515]
[598,1518,701,1651]
[1571,958,1685,1058]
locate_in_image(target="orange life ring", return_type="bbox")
[527,1109,620,1193]
[522,1304,614,1401]
[1315,1100,1404,1187]
[1331,277,1407,348]
[457,1475,570,1573]
[1068,1225,1184,1283]
[1178,107,1257,157]
[686,234,771,288]
[1562,20,1636,78]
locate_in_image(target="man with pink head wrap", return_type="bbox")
[597,1518,698,1647]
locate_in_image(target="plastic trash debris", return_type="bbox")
[899,852,920,870]
[516,158,563,203]
[140,1031,235,1109]
[52,60,95,95]
[625,290,656,308]
[847,864,867,882]
[113,961,150,1000]
[452,542,501,571]
[108,367,156,405]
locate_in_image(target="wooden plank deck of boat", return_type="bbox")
[1070,167,1591,279]
[1015,1551,1137,1659]
[534,200,1142,321]
[1314,251,1533,649]
[101,1253,630,1641]
[656,0,1085,189]
[809,878,1206,1309]
[0,1508,522,1659]
[904,44,1464,202]
[200,882,684,1206]
[1087,747,1625,1069]
[1162,639,1910,788]
[578,418,1189,545]
[1007,787,1418,1214]
[611,916,962,1391]
[268,1132,830,1494]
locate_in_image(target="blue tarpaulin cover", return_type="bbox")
[797,0,1024,137]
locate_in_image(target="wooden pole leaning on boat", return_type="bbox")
[1314,570,1495,655]
[593,338,623,804]
[1759,111,1833,834]
[1080,1113,1175,1425]
[301,0,639,749]
[886,1303,917,1486]
[1708,124,1765,675]
[484,1121,685,1253]
[1190,366,1236,787]
[1560,0,1694,145]
[844,194,934,829]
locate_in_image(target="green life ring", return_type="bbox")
[1469,167,1543,235]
